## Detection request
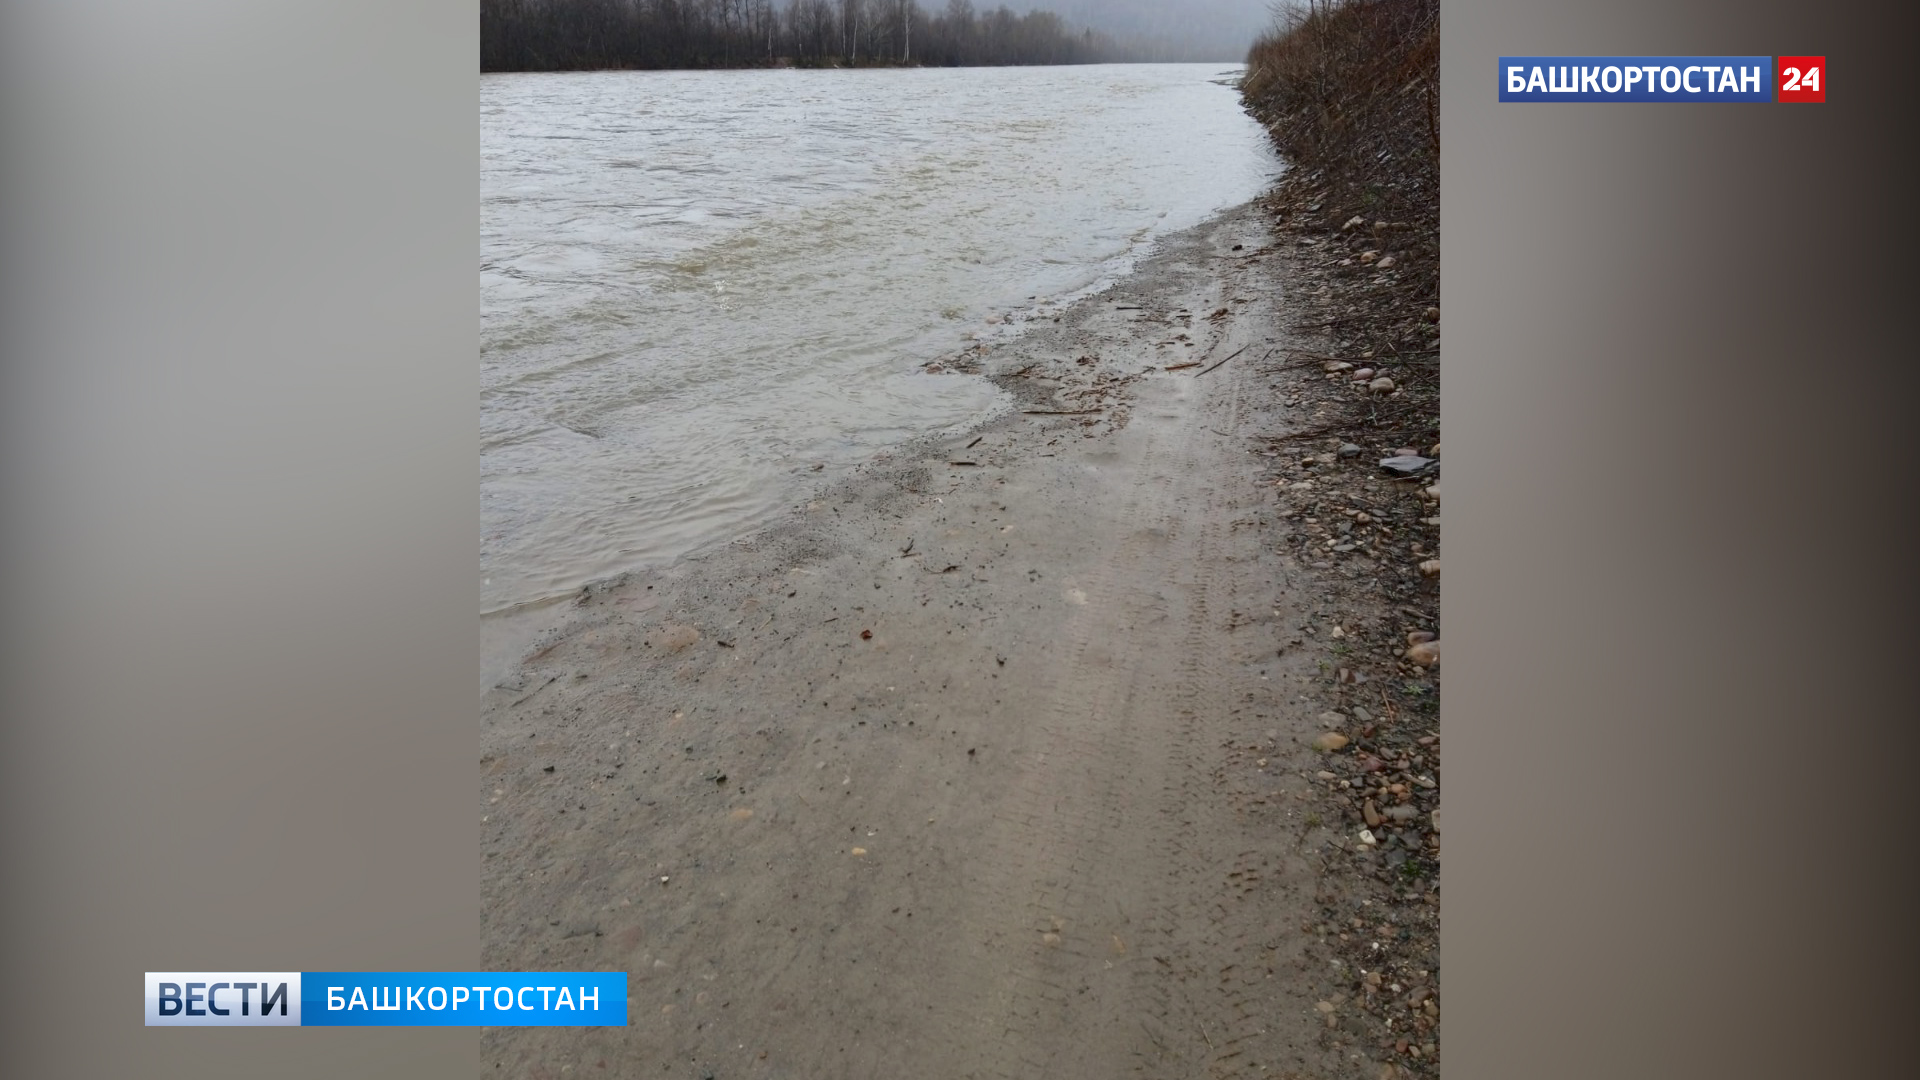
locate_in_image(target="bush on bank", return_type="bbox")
[1241,0,1439,232]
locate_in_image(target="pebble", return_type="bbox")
[1418,559,1440,578]
[1424,306,1440,323]
[1406,630,1435,645]
[1383,804,1419,824]
[1338,442,1362,457]
[1369,377,1395,394]
[1317,771,1338,781]
[1357,829,1378,847]
[1405,640,1440,667]
[1376,256,1396,269]
[1324,360,1354,373]
[1363,799,1383,827]
[1312,731,1350,752]
[1342,215,1366,230]
[1318,710,1346,727]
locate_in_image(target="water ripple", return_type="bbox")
[480,64,1279,616]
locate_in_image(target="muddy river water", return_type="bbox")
[481,63,1279,639]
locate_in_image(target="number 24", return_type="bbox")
[1782,66,1820,92]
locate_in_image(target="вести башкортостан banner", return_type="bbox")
[143,972,629,1026]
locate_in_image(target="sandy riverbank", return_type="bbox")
[478,201,1439,1079]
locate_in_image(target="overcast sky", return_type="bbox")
[1050,0,1296,60]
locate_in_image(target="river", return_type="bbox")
[481,63,1280,660]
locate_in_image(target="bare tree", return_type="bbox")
[479,0,1132,72]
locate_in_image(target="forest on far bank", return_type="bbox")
[481,0,1193,71]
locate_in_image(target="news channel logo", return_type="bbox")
[144,972,628,1027]
[1498,56,1826,103]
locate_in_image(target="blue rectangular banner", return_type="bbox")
[302,972,627,1027]
[145,972,628,1026]
[1499,56,1774,102]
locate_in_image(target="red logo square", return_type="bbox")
[1778,56,1825,102]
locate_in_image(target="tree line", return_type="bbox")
[480,0,1144,71]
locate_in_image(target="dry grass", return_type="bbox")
[1242,0,1438,230]
[1241,0,1439,445]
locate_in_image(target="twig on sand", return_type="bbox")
[510,674,560,708]
[1195,344,1260,378]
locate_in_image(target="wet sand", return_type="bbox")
[478,203,1408,1078]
